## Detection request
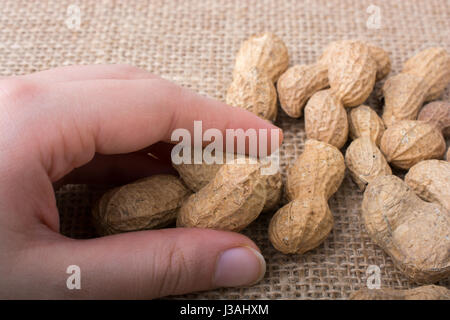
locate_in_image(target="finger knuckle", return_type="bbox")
[0,79,43,109]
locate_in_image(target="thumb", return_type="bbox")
[18,228,266,299]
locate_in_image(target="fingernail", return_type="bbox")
[214,246,266,287]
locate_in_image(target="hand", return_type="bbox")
[0,64,282,299]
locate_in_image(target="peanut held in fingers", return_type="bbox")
[93,175,192,235]
[177,158,282,232]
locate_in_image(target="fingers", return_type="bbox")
[54,152,176,187]
[18,64,159,83]
[33,78,282,180]
[13,228,266,299]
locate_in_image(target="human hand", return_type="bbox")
[0,64,282,299]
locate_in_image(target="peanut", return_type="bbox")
[226,67,277,122]
[405,160,450,211]
[380,120,446,169]
[417,101,450,138]
[277,63,328,118]
[233,32,289,83]
[350,285,450,300]
[327,41,377,106]
[319,40,391,81]
[277,40,390,118]
[173,159,222,192]
[174,153,282,213]
[362,175,450,283]
[303,41,388,148]
[226,32,288,122]
[447,147,450,162]
[382,47,450,127]
[269,139,345,254]
[345,105,391,190]
[177,158,282,231]
[93,175,192,235]
[348,105,385,146]
[345,136,392,191]
[304,89,348,149]
[402,47,450,101]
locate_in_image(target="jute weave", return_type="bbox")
[1,0,448,299]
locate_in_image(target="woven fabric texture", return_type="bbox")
[1,0,449,299]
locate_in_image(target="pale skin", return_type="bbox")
[0,64,283,299]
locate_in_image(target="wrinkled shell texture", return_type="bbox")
[175,153,282,213]
[226,68,277,121]
[402,47,450,101]
[380,120,446,169]
[269,139,345,254]
[350,285,450,300]
[328,41,377,107]
[277,63,328,118]
[261,169,283,212]
[447,148,450,162]
[233,32,289,83]
[366,44,391,81]
[173,161,223,192]
[362,175,450,283]
[304,89,348,148]
[320,40,391,81]
[417,101,450,137]
[345,137,392,191]
[177,162,267,231]
[405,160,450,211]
[348,105,385,146]
[93,175,191,235]
[382,73,428,127]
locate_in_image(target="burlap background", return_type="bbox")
[0,0,448,299]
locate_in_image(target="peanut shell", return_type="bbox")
[93,175,191,235]
[226,68,277,122]
[351,285,450,300]
[345,136,392,191]
[233,32,289,83]
[177,161,266,231]
[320,40,390,80]
[328,41,377,106]
[380,120,446,169]
[304,89,348,149]
[269,139,345,254]
[417,101,450,137]
[277,63,329,118]
[348,105,385,146]
[405,160,450,211]
[402,47,450,101]
[362,175,450,283]
[382,73,429,127]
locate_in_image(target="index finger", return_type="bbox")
[22,77,282,180]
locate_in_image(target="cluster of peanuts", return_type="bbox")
[93,33,450,299]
